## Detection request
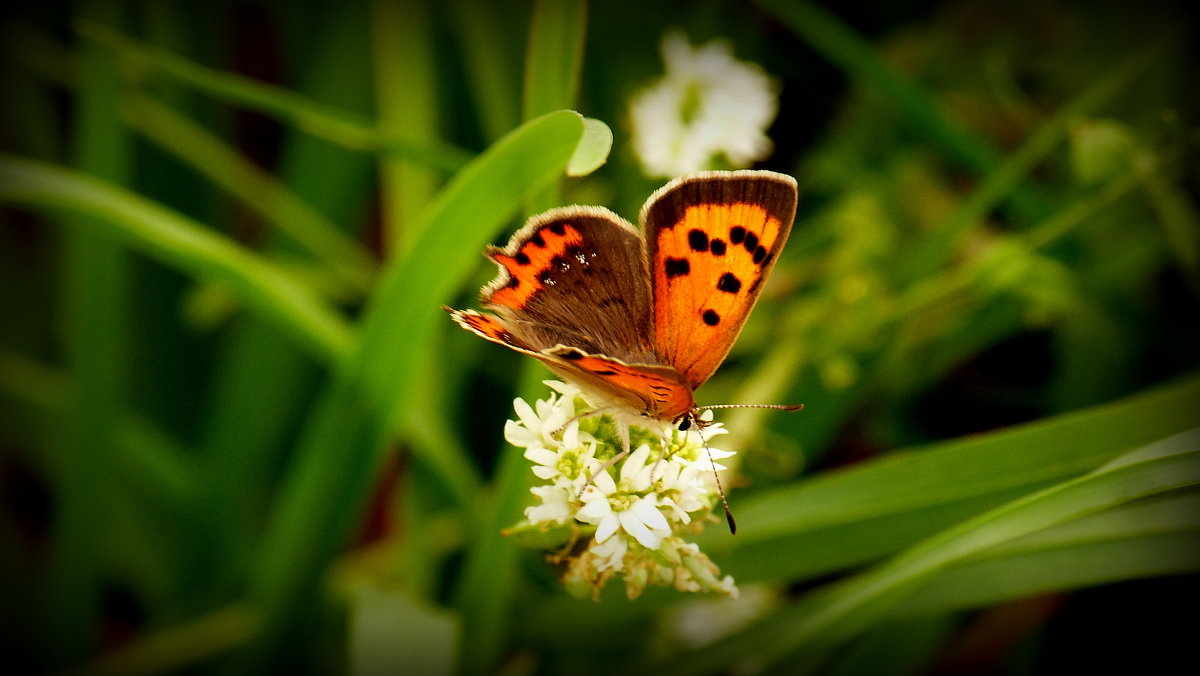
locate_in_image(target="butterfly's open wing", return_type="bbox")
[642,171,797,390]
[479,206,655,363]
[450,206,694,418]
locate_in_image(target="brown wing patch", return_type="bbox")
[643,171,797,390]
[545,346,695,421]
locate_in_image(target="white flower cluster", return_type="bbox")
[505,381,739,599]
[629,30,779,178]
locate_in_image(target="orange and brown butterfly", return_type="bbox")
[449,170,798,435]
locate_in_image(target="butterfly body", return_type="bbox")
[451,170,797,426]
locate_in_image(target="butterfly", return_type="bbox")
[450,170,798,433]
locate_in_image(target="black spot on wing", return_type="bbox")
[716,272,742,294]
[665,257,691,278]
[743,231,759,253]
[702,309,720,326]
[688,229,709,252]
[710,239,727,256]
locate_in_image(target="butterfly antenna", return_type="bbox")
[698,403,805,412]
[690,412,737,535]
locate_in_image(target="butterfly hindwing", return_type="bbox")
[449,310,693,420]
[545,346,695,421]
[642,171,798,390]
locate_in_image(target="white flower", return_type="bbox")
[505,381,740,598]
[589,535,628,573]
[525,484,572,523]
[503,385,581,452]
[576,448,672,549]
[629,30,779,177]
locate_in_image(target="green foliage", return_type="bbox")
[0,1,1196,675]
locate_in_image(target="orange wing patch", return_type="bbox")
[449,309,539,355]
[546,346,695,421]
[653,202,787,389]
[483,222,584,311]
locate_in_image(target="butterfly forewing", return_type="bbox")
[642,171,798,390]
[481,206,655,363]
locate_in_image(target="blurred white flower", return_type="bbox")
[629,30,779,177]
[505,380,739,599]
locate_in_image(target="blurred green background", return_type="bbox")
[1,0,1198,674]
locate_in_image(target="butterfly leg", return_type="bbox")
[575,420,631,499]
[552,406,617,440]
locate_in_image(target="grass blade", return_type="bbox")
[240,110,585,671]
[49,1,132,661]
[701,374,1200,582]
[0,155,354,364]
[74,19,472,171]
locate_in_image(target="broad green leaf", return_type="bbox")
[897,491,1200,615]
[699,374,1200,582]
[567,117,613,177]
[241,110,585,672]
[668,429,1200,675]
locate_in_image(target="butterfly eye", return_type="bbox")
[677,417,692,431]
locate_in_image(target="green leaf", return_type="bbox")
[75,19,472,171]
[124,94,377,293]
[521,0,587,213]
[670,428,1200,675]
[240,110,585,672]
[897,491,1200,615]
[566,117,613,177]
[699,374,1200,583]
[0,154,354,364]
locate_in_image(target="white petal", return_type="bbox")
[620,444,652,485]
[595,514,620,543]
[591,467,617,495]
[631,496,670,531]
[619,510,661,549]
[513,397,537,429]
[531,466,559,480]
[561,420,580,449]
[576,495,611,524]
[590,536,627,572]
[504,420,534,448]
[523,447,558,466]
